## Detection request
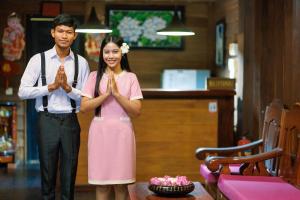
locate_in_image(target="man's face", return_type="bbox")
[51,25,77,49]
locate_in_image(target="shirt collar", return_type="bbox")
[49,45,75,60]
[103,70,127,78]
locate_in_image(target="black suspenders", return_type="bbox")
[40,52,79,113]
[70,54,78,113]
[40,52,48,112]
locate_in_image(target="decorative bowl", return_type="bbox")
[148,182,195,196]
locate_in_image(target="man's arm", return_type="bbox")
[18,54,50,99]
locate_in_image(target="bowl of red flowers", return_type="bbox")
[148,175,194,196]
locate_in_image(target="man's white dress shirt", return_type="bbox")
[18,46,90,113]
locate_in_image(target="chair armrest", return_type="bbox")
[195,139,263,160]
[205,147,283,175]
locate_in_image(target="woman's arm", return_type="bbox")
[114,95,142,118]
[109,73,142,117]
[80,73,111,113]
[80,94,110,113]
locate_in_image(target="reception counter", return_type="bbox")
[75,89,235,184]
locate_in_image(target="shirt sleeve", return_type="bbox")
[67,58,90,100]
[130,74,143,100]
[81,71,97,98]
[18,54,50,99]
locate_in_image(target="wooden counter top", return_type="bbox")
[141,89,235,98]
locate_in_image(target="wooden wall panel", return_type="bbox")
[260,0,285,132]
[283,0,300,104]
[241,0,300,140]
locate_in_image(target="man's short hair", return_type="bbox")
[52,14,77,30]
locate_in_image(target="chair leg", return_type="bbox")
[216,188,228,200]
[204,180,218,199]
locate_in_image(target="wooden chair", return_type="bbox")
[277,103,300,187]
[217,103,300,200]
[195,99,284,198]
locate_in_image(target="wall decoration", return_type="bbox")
[106,5,184,49]
[2,12,25,61]
[84,33,106,62]
[40,1,62,17]
[0,60,21,95]
[215,20,226,67]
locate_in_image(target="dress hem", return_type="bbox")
[88,179,136,185]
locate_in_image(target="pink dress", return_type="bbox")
[82,71,143,185]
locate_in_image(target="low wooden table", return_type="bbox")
[128,182,213,200]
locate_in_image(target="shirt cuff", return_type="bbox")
[81,93,93,98]
[67,87,81,100]
[130,96,143,100]
[41,85,50,96]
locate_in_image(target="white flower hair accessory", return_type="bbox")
[121,43,130,54]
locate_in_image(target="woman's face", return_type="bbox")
[103,42,122,70]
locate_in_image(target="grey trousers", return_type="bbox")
[37,112,80,200]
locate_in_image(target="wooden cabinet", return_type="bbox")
[133,89,235,182]
[0,102,17,165]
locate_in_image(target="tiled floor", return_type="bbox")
[0,164,95,200]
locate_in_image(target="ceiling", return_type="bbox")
[57,0,215,2]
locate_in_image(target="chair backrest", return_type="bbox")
[278,103,300,188]
[261,99,284,175]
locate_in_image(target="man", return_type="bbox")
[18,14,90,200]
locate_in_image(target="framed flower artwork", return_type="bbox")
[215,19,226,67]
[106,5,184,49]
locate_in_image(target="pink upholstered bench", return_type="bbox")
[200,164,241,183]
[218,174,300,200]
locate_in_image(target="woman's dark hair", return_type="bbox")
[94,35,131,116]
[52,14,77,30]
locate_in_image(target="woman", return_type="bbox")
[80,35,143,200]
